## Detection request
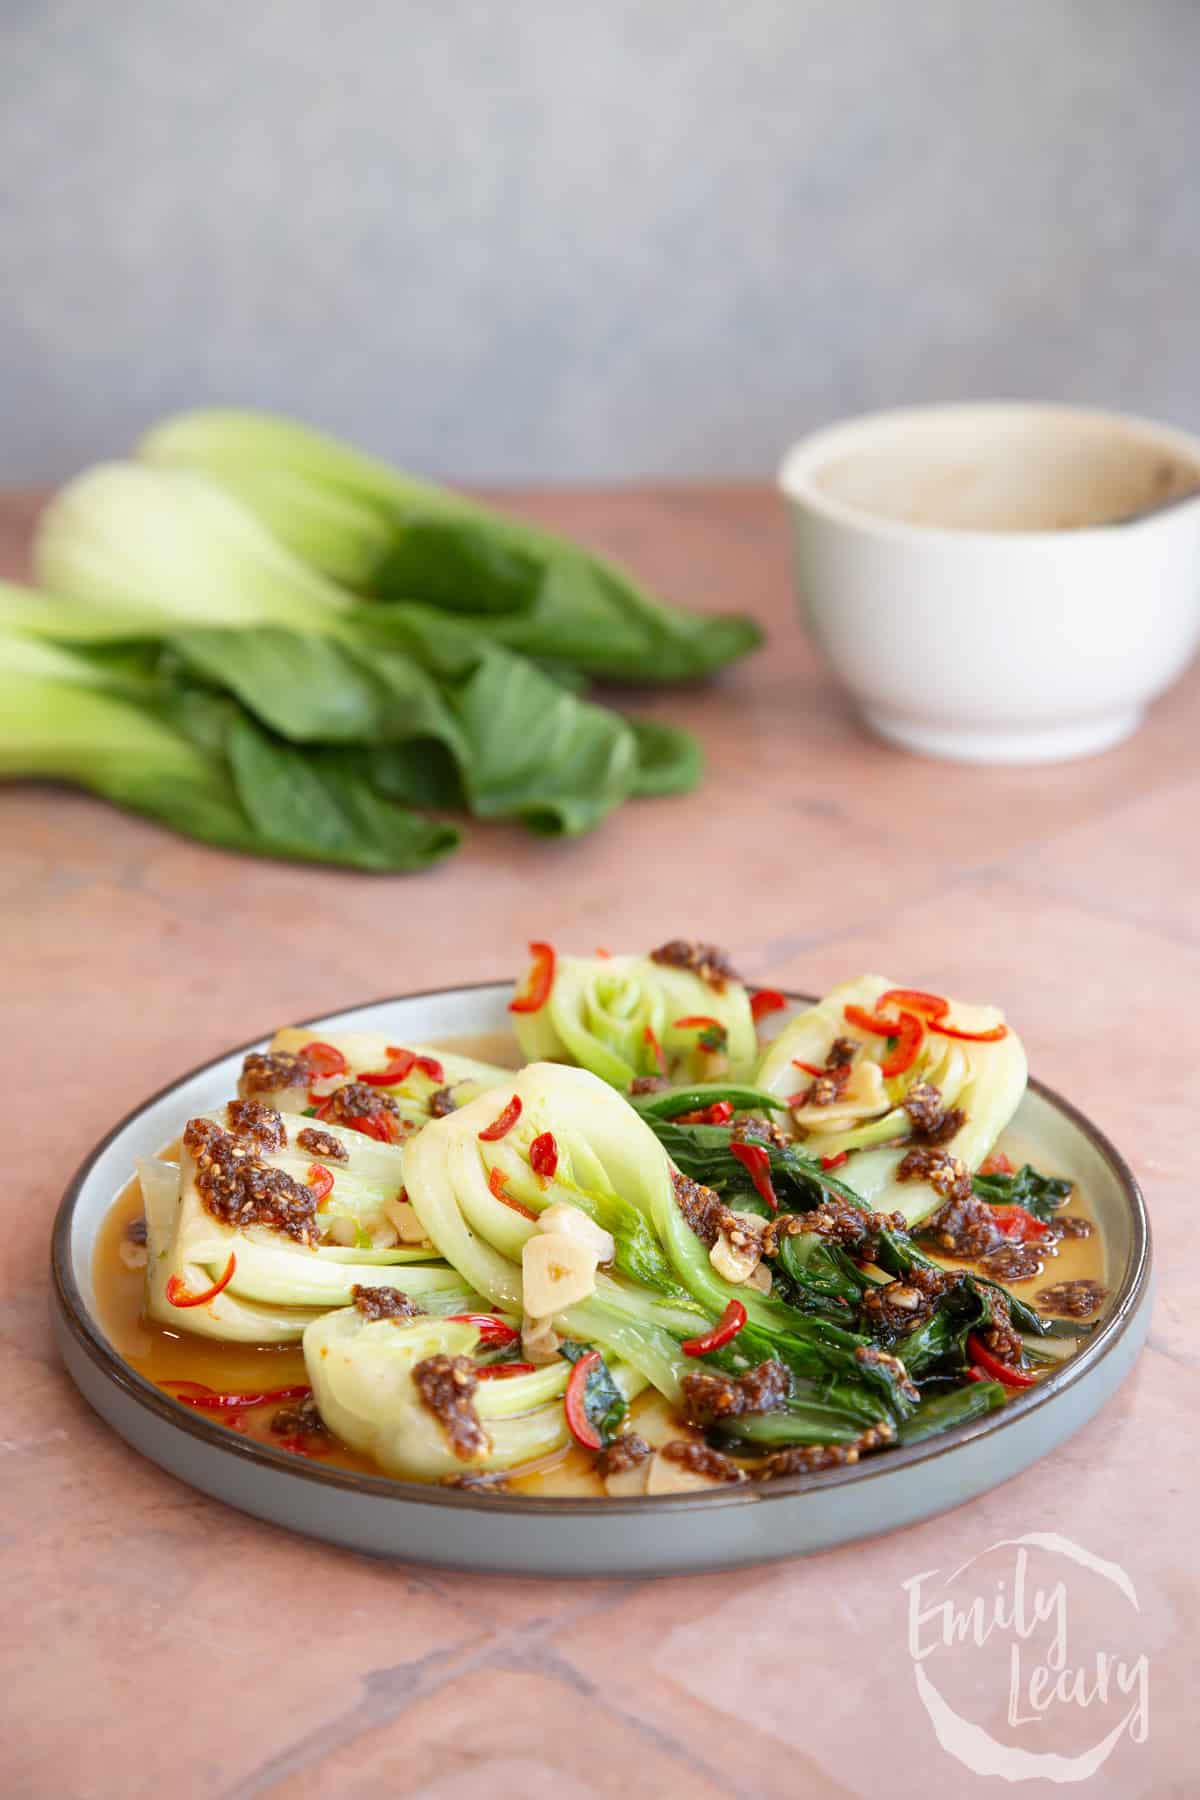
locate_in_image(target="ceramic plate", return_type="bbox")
[51,983,1152,1577]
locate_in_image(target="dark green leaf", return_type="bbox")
[973,1163,1073,1221]
[167,626,465,753]
[559,1342,627,1446]
[626,719,703,797]
[367,738,466,810]
[225,714,460,871]
[897,1381,1007,1445]
[373,514,544,616]
[354,606,641,836]
[629,1083,789,1119]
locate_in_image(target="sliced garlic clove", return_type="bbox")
[383,1194,431,1244]
[792,1057,888,1128]
[325,1215,360,1247]
[521,1231,599,1317]
[709,1228,761,1285]
[537,1200,615,1266]
[521,1313,563,1364]
[369,1219,400,1249]
[745,1261,773,1295]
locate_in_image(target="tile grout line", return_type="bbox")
[223,1580,641,1799]
[508,1640,752,1800]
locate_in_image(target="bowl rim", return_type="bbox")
[51,980,1152,1517]
[777,399,1200,546]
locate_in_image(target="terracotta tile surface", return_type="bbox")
[3,486,1194,1795]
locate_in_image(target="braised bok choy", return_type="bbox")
[107,951,1103,1496]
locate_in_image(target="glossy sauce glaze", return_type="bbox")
[91,1037,1107,1498]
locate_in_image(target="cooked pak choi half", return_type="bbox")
[510,945,757,1091]
[388,1062,920,1455]
[142,1100,480,1344]
[247,1027,511,1126]
[303,1308,646,1481]
[755,975,1028,1225]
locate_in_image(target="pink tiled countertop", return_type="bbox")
[3,488,1193,1797]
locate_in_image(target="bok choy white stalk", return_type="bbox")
[303,1309,645,1480]
[143,1108,481,1343]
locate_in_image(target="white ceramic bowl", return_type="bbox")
[779,403,1200,763]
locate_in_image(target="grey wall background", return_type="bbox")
[3,0,1198,484]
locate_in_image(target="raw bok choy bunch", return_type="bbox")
[307,1062,925,1484]
[143,1101,483,1344]
[755,975,1028,1225]
[509,943,758,1090]
[13,398,759,869]
[138,407,763,684]
[21,471,694,849]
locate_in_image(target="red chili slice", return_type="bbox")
[299,1041,348,1078]
[682,1298,748,1356]
[479,1095,523,1141]
[564,1350,603,1450]
[988,1204,1049,1243]
[881,1011,924,1078]
[529,1131,558,1179]
[878,988,949,1021]
[359,1049,417,1087]
[964,1365,989,1384]
[930,1020,1009,1043]
[361,1046,446,1086]
[163,1380,312,1411]
[595,947,612,959]
[978,1151,1016,1177]
[750,989,787,1023]
[307,1164,334,1204]
[488,1165,538,1220]
[792,1060,827,1078]
[446,1313,520,1346]
[674,1101,735,1126]
[729,1141,778,1212]
[966,1333,1037,1388]
[477,1362,538,1379]
[673,1015,722,1030]
[844,1003,896,1037]
[643,1025,666,1075]
[842,1003,925,1078]
[821,1151,849,1170]
[509,941,556,1014]
[165,1251,237,1309]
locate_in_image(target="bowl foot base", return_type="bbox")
[859,705,1145,765]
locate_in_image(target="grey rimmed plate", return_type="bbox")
[51,983,1152,1577]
